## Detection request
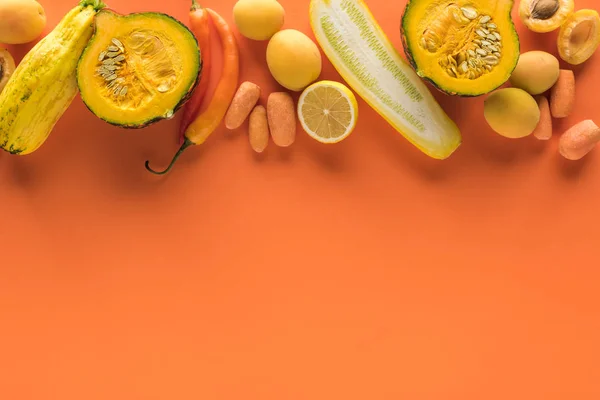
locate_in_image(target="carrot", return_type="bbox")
[225,81,261,130]
[532,96,552,141]
[559,120,600,161]
[249,105,269,153]
[178,0,212,145]
[550,69,575,119]
[267,92,296,147]
[146,7,239,175]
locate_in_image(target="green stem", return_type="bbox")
[145,138,194,175]
[80,0,106,11]
[190,0,202,11]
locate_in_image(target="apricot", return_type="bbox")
[509,51,560,95]
[519,0,574,33]
[0,0,46,45]
[0,48,16,94]
[557,9,600,65]
[233,0,285,41]
[484,88,540,139]
[267,29,322,92]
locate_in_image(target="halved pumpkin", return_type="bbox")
[402,0,520,97]
[77,10,201,128]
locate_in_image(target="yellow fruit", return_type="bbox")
[519,0,574,33]
[0,0,47,44]
[298,81,358,144]
[557,9,600,66]
[266,29,322,92]
[0,49,16,94]
[509,51,560,95]
[484,88,540,139]
[233,0,285,41]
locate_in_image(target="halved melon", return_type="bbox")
[77,10,201,128]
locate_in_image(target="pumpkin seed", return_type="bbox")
[480,15,491,24]
[120,86,128,96]
[493,51,501,58]
[447,68,457,77]
[468,49,477,57]
[476,48,487,56]
[157,83,170,93]
[106,51,120,58]
[481,40,492,47]
[114,55,126,62]
[457,51,466,65]
[476,29,486,37]
[105,74,118,81]
[113,85,122,95]
[460,61,469,73]
[483,55,499,65]
[104,65,119,71]
[112,38,124,50]
[103,59,116,65]
[493,32,501,40]
[487,23,497,29]
[461,6,478,20]
[98,51,107,62]
[108,46,120,52]
[487,34,498,42]
[481,28,490,35]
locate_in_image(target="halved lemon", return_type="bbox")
[297,80,358,144]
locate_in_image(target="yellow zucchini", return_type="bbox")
[0,0,106,155]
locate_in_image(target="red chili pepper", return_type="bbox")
[178,0,212,145]
[145,7,239,175]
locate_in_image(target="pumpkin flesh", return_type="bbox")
[77,10,200,128]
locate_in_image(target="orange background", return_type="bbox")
[1,0,600,398]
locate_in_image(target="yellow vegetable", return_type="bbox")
[0,0,105,155]
[309,0,461,159]
[233,0,285,41]
[266,29,322,92]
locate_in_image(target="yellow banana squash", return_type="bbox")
[0,0,106,155]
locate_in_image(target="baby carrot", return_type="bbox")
[532,96,552,141]
[550,70,575,119]
[225,81,261,130]
[559,120,600,161]
[178,0,212,144]
[249,105,269,153]
[146,7,239,175]
[267,92,296,147]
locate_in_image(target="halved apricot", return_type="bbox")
[0,48,16,94]
[519,0,574,33]
[558,9,600,65]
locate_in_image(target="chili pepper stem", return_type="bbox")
[145,138,194,175]
[191,0,202,11]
